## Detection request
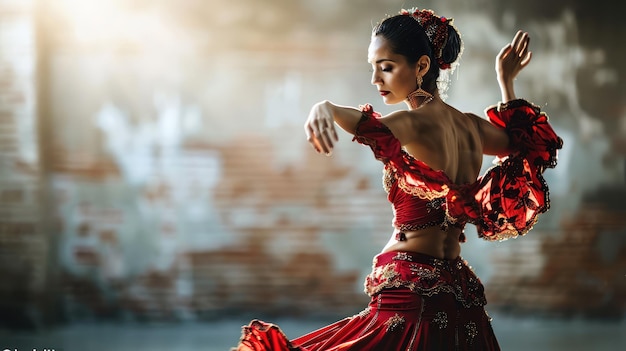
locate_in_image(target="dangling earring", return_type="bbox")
[406,75,433,109]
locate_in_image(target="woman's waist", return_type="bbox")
[382,227,462,260]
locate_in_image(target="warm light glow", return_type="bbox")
[55,0,179,50]
[58,0,124,42]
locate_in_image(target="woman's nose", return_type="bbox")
[371,71,381,86]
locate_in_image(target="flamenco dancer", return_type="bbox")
[235,7,562,351]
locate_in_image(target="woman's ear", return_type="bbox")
[415,55,431,77]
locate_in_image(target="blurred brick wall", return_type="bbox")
[0,0,48,328]
[487,187,626,319]
[1,0,624,328]
[34,0,390,323]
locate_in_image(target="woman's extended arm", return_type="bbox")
[467,113,510,156]
[304,100,362,155]
[470,30,533,157]
[496,30,532,103]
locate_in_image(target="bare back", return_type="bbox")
[381,99,485,185]
[379,99,485,259]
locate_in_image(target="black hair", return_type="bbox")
[373,14,462,94]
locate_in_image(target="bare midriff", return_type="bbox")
[380,226,462,260]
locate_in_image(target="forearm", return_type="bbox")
[498,79,516,103]
[495,30,532,103]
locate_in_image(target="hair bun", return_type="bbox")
[400,8,462,70]
[440,25,462,69]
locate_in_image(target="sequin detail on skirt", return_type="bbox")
[234,251,500,351]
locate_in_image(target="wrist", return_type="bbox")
[498,81,515,103]
[322,100,335,117]
[497,77,513,88]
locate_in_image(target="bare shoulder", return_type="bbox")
[463,111,510,156]
[464,111,488,127]
[380,110,421,145]
[381,106,449,145]
[378,109,414,125]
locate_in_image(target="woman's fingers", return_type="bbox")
[330,124,339,143]
[304,102,337,156]
[519,35,529,57]
[513,32,524,53]
[511,30,524,51]
[305,123,322,153]
[496,43,512,61]
[519,33,532,67]
[515,33,531,68]
[317,120,336,155]
[520,50,532,67]
[318,130,333,155]
[513,31,530,59]
[499,31,532,69]
[306,119,336,155]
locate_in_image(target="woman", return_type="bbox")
[235,8,562,351]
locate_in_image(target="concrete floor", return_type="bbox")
[2,314,625,351]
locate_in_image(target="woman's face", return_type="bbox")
[368,35,418,105]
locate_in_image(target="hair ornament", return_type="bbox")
[401,7,453,69]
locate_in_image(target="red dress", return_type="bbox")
[234,99,563,351]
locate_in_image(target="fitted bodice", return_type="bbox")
[352,101,562,242]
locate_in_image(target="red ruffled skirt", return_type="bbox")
[235,251,500,350]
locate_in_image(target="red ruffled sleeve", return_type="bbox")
[351,104,399,164]
[462,99,563,241]
[486,99,561,172]
[352,104,451,200]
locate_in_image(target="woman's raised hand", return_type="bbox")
[496,30,532,102]
[304,101,339,155]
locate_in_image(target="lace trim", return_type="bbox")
[495,98,540,112]
[478,214,539,242]
[394,165,450,200]
[382,166,395,193]
[394,203,466,233]
[364,262,486,308]
[352,307,371,319]
[395,220,442,232]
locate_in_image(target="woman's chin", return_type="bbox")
[381,96,400,105]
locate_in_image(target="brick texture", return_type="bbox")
[487,187,626,319]
[0,0,46,328]
[1,1,624,327]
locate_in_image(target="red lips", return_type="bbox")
[379,91,390,96]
